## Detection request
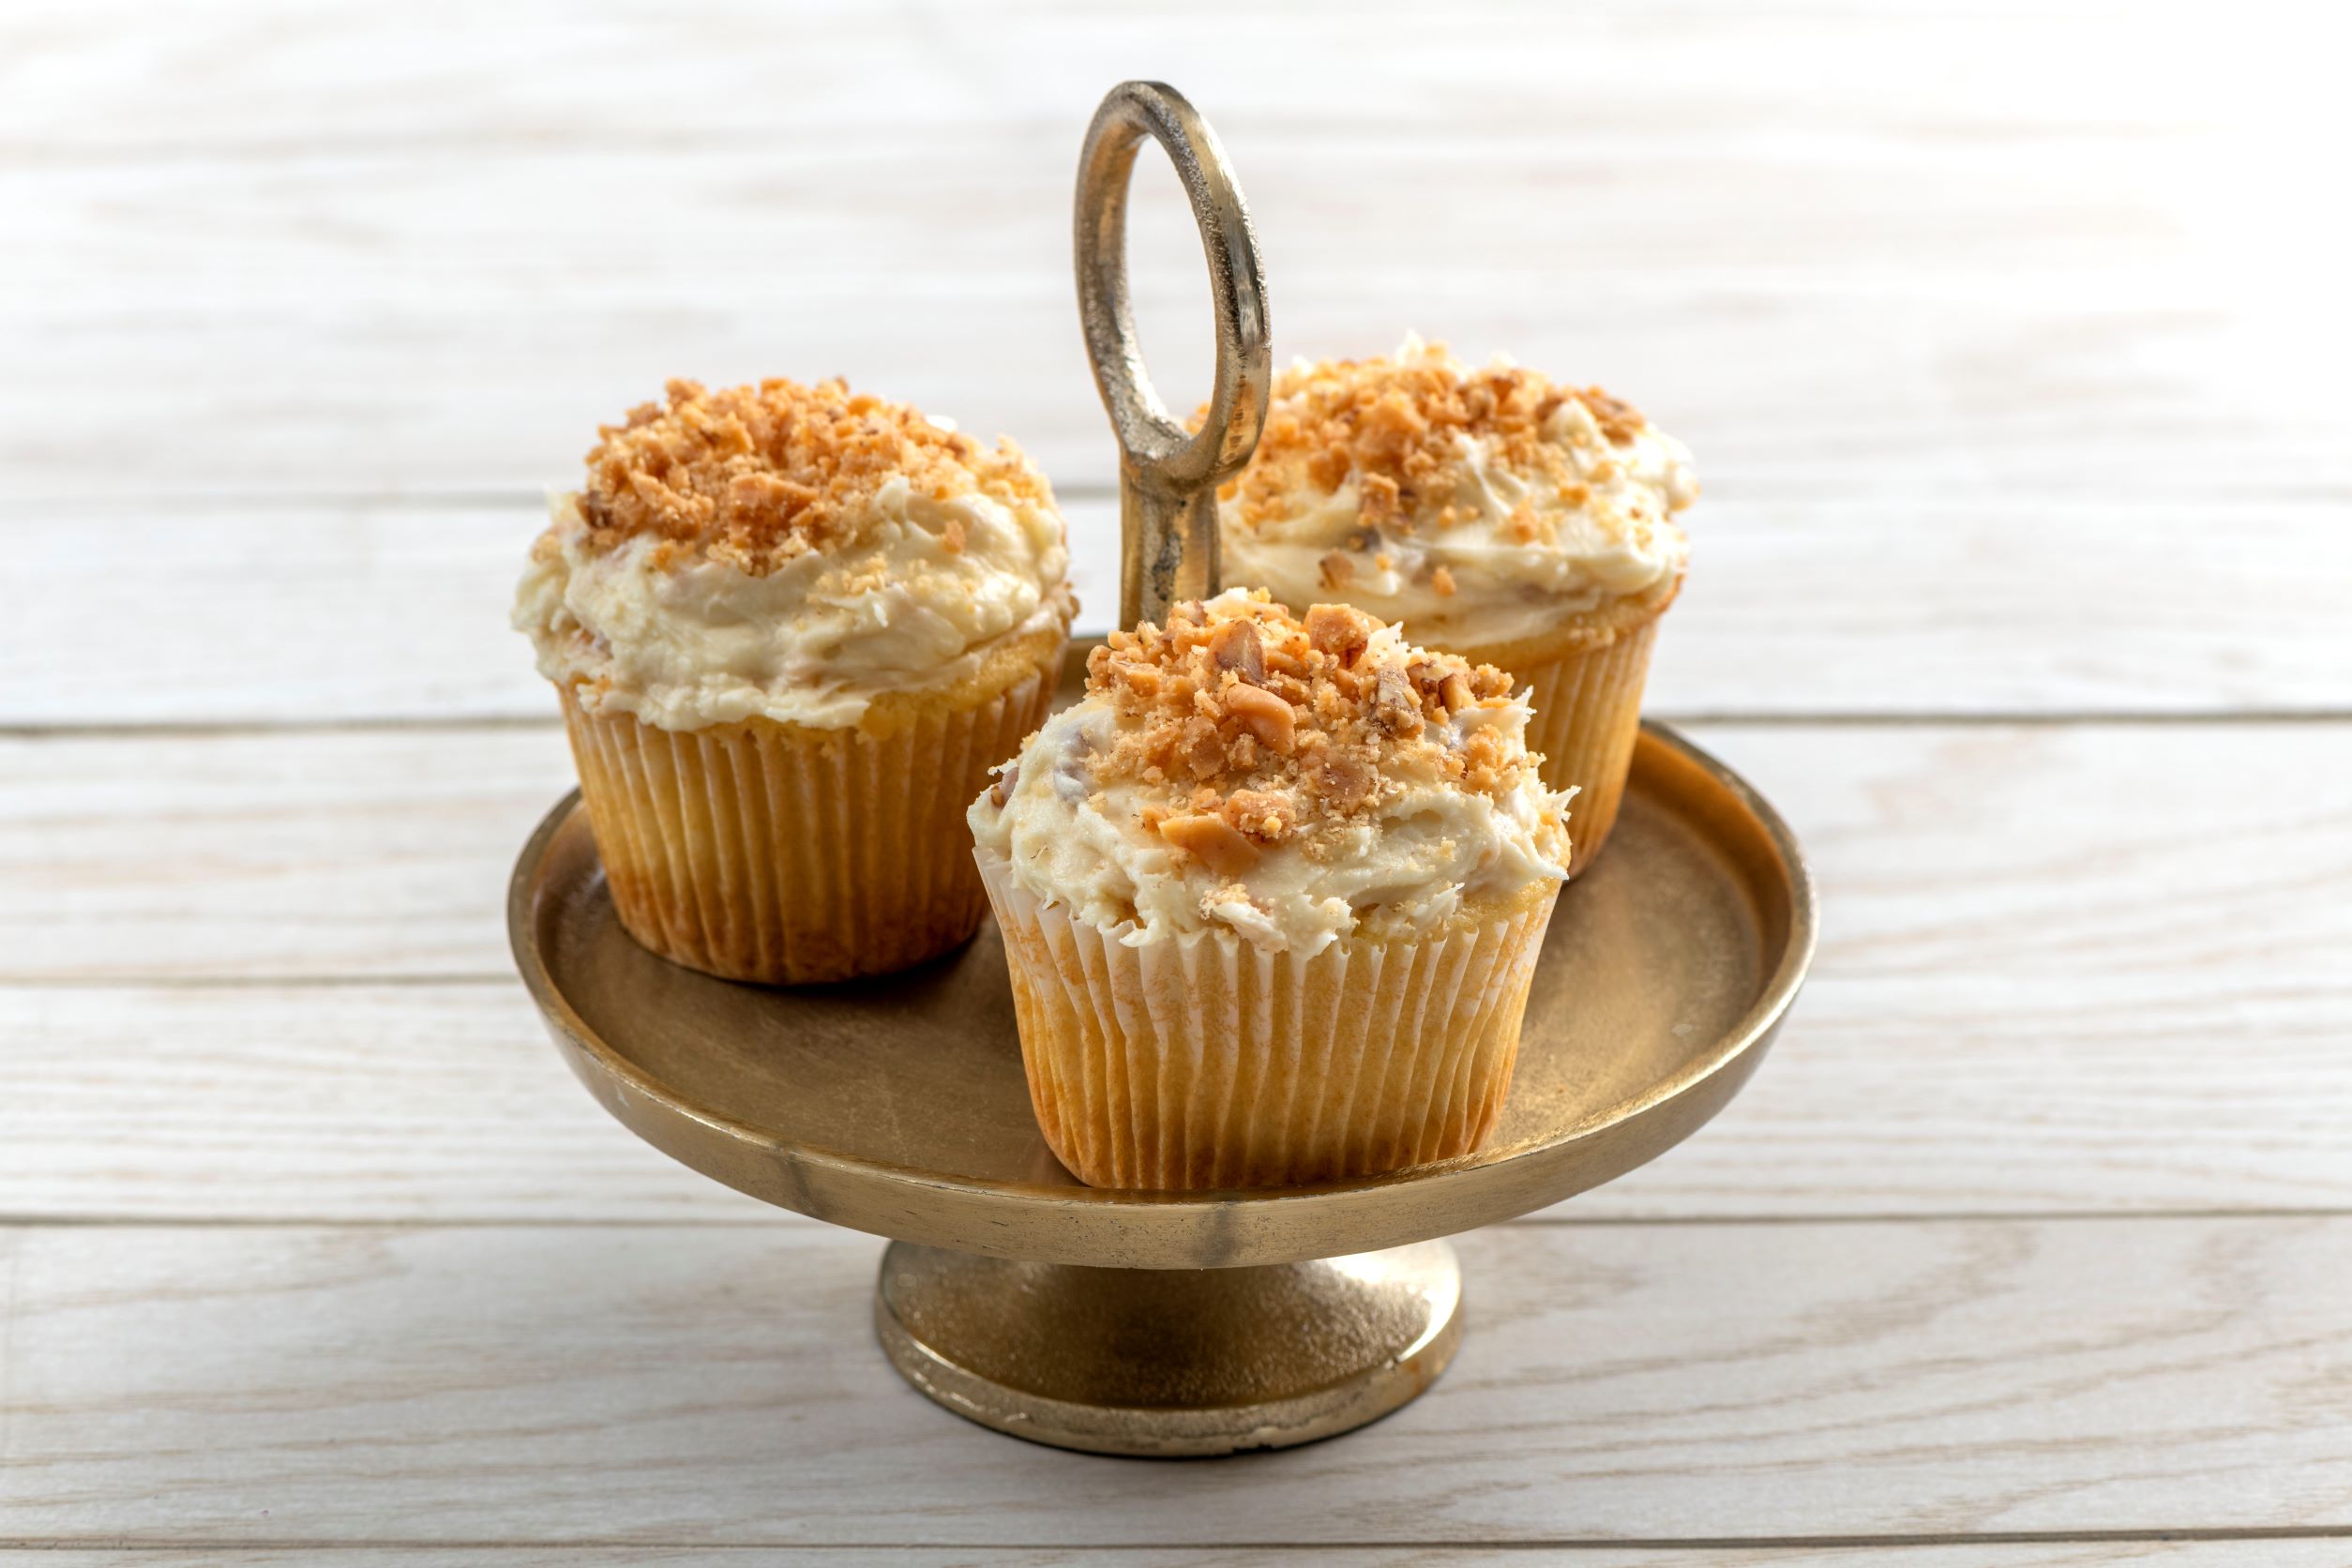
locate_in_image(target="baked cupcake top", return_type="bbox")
[1217,336,1696,648]
[970,589,1573,954]
[514,378,1073,730]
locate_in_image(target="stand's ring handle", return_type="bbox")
[1075,81,1271,628]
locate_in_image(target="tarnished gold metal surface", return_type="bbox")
[875,1239,1461,1456]
[1075,81,1271,627]
[510,717,1814,1270]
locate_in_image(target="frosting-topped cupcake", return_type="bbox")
[517,377,1073,731]
[1215,337,1697,873]
[1218,335,1694,649]
[973,588,1569,954]
[517,377,1074,985]
[971,590,1568,1189]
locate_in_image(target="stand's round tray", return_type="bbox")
[510,720,1813,1270]
[511,710,1811,1453]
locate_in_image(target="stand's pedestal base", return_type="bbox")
[874,1239,1462,1456]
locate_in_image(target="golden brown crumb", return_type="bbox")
[1081,594,1526,871]
[570,378,1048,575]
[1218,345,1653,535]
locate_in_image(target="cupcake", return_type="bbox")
[516,377,1075,984]
[1217,336,1696,873]
[969,589,1571,1190]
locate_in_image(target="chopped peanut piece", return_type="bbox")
[1222,788,1297,842]
[1310,747,1378,811]
[1304,604,1373,665]
[1373,665,1425,738]
[1208,618,1265,683]
[1159,812,1261,877]
[1225,684,1296,754]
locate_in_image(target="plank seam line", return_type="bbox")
[0,973,524,990]
[9,969,2352,991]
[1515,1206,2352,1229]
[4,1207,2348,1231]
[3,482,2348,506]
[0,1526,2347,1550]
[0,484,1121,510]
[9,709,2352,740]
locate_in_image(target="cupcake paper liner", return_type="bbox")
[561,653,1059,985]
[1484,615,1659,876]
[977,852,1558,1190]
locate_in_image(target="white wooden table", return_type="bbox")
[5,5,2349,1562]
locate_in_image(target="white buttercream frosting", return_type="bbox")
[517,487,1069,730]
[969,590,1571,955]
[513,379,1072,730]
[1219,336,1696,647]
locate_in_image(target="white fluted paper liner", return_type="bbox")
[977,851,1559,1190]
[561,651,1060,985]
[1509,615,1658,876]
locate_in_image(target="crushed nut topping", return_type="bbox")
[1215,343,1655,539]
[569,378,1051,575]
[1081,592,1530,868]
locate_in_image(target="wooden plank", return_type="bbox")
[2,720,2346,1224]
[2,1218,2346,1544]
[27,287,2337,503]
[0,725,578,983]
[1713,722,2352,984]
[0,984,758,1227]
[0,3,2270,292]
[7,497,2348,726]
[6,722,2344,985]
[0,7,2342,497]
[3,967,2345,1226]
[8,282,2340,505]
[0,0,2254,160]
[1,1546,2342,1566]
[0,100,2209,287]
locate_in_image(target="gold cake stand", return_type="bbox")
[506,83,1817,1456]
